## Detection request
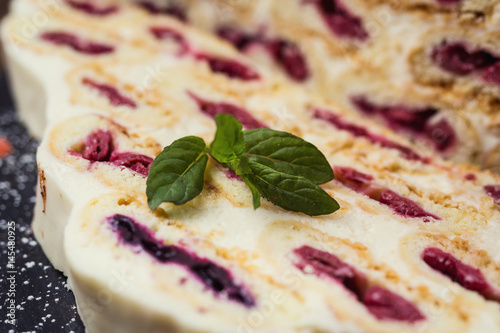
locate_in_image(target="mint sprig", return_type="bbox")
[146,114,340,216]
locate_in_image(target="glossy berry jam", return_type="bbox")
[436,0,461,5]
[196,54,260,81]
[82,130,113,162]
[422,247,500,302]
[294,246,424,322]
[110,152,154,176]
[108,214,255,306]
[378,190,440,221]
[432,42,500,86]
[481,62,500,85]
[334,167,440,221]
[137,1,186,21]
[351,96,456,152]
[265,39,310,81]
[189,93,266,129]
[217,26,309,82]
[149,26,189,54]
[484,185,500,205]
[80,131,152,176]
[66,0,118,15]
[333,166,373,192]
[314,109,429,163]
[432,42,497,76]
[308,0,368,41]
[40,31,114,55]
[363,286,425,323]
[217,26,260,51]
[82,78,137,108]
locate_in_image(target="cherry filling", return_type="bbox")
[65,0,118,15]
[82,78,137,108]
[80,130,153,176]
[137,1,186,21]
[294,246,425,322]
[313,109,430,163]
[40,31,115,55]
[436,0,461,5]
[363,286,425,322]
[378,190,440,221]
[334,166,440,221]
[265,39,309,81]
[217,26,309,82]
[431,42,500,86]
[108,214,255,306]
[351,96,456,152]
[225,168,243,182]
[422,247,500,302]
[217,26,260,51]
[109,152,153,177]
[82,129,113,161]
[196,54,260,81]
[484,185,500,205]
[149,26,189,54]
[307,0,368,41]
[188,93,266,130]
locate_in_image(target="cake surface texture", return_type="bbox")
[174,0,500,170]
[3,0,500,332]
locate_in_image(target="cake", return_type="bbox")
[3,0,500,332]
[175,0,500,170]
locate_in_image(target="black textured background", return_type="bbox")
[0,74,85,333]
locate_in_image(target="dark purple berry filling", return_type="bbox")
[432,42,497,76]
[149,26,189,54]
[378,190,440,221]
[352,96,437,134]
[422,247,500,302]
[484,185,500,205]
[217,26,309,82]
[137,1,186,21]
[363,286,426,323]
[314,109,430,163]
[265,39,310,81]
[217,26,260,51]
[40,31,115,55]
[109,152,153,176]
[196,54,260,81]
[351,96,456,152]
[464,173,477,181]
[79,130,152,176]
[481,62,500,85]
[82,78,137,108]
[294,246,425,322]
[108,214,255,306]
[436,0,461,5]
[333,166,373,193]
[333,166,440,221]
[66,0,118,16]
[189,93,266,130]
[431,42,500,87]
[82,129,113,162]
[425,119,456,152]
[225,168,243,182]
[308,0,368,41]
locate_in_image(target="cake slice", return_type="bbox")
[4,0,500,332]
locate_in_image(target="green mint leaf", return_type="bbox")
[243,128,334,185]
[245,161,340,216]
[146,136,208,210]
[210,114,245,165]
[240,174,261,209]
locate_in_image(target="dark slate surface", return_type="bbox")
[0,75,85,333]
